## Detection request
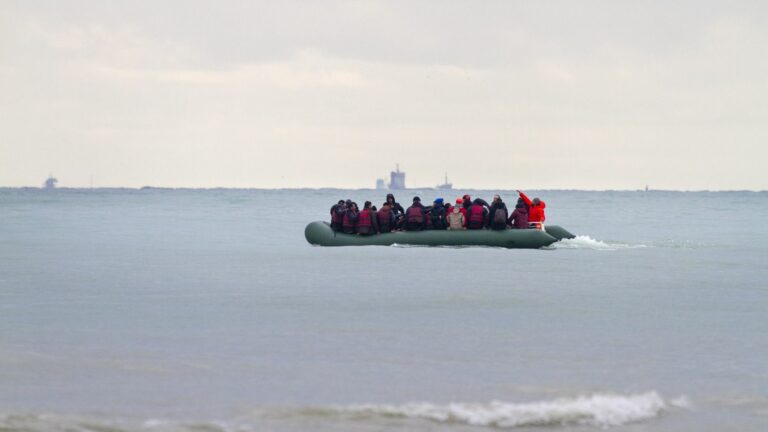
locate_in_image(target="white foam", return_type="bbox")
[553,235,645,251]
[335,392,675,428]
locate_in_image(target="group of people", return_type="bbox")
[330,191,546,235]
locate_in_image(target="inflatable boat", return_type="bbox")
[304,221,575,249]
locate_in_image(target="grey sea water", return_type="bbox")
[1,188,766,431]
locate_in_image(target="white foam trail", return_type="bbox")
[554,235,645,251]
[335,392,674,428]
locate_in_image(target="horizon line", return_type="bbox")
[1,186,766,193]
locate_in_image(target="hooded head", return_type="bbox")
[337,199,345,205]
[386,193,395,204]
[493,194,501,202]
[456,198,463,205]
[463,194,471,201]
[434,198,444,205]
[413,196,421,202]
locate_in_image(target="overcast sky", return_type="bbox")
[1,1,766,190]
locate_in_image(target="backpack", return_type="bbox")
[493,207,508,225]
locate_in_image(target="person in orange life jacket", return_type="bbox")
[517,190,546,223]
[404,196,428,231]
[341,201,359,234]
[377,202,396,233]
[330,199,346,232]
[508,201,529,229]
[428,198,448,230]
[356,201,379,235]
[487,194,509,230]
[466,198,488,230]
[447,198,466,230]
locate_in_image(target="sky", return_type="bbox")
[1,0,767,190]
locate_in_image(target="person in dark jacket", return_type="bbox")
[341,202,359,234]
[330,199,346,231]
[508,201,529,229]
[466,198,488,230]
[356,201,379,235]
[429,198,447,230]
[404,196,427,231]
[487,194,509,230]
[462,194,472,211]
[377,202,396,233]
[386,193,406,230]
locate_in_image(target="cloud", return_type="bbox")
[1,1,767,189]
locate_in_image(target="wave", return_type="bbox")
[0,392,689,431]
[322,392,684,428]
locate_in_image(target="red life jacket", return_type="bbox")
[342,211,358,229]
[528,201,546,222]
[358,209,372,227]
[406,206,424,224]
[469,204,485,227]
[377,208,392,229]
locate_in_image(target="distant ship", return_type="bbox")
[375,178,386,190]
[436,173,453,190]
[388,164,406,189]
[43,175,58,189]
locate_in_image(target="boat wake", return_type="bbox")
[552,235,647,251]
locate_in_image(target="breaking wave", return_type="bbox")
[326,392,682,428]
[0,392,689,431]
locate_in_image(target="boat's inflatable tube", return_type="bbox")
[541,225,576,241]
[305,221,573,249]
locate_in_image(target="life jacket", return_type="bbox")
[331,205,344,226]
[342,210,358,233]
[468,204,485,228]
[377,207,392,232]
[358,209,372,227]
[528,201,546,222]
[406,206,424,224]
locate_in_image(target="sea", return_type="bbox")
[1,188,766,431]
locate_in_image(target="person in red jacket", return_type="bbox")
[356,201,379,235]
[517,190,546,224]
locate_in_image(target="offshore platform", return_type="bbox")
[388,164,406,189]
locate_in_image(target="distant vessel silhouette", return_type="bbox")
[43,175,58,189]
[388,164,406,189]
[436,173,453,190]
